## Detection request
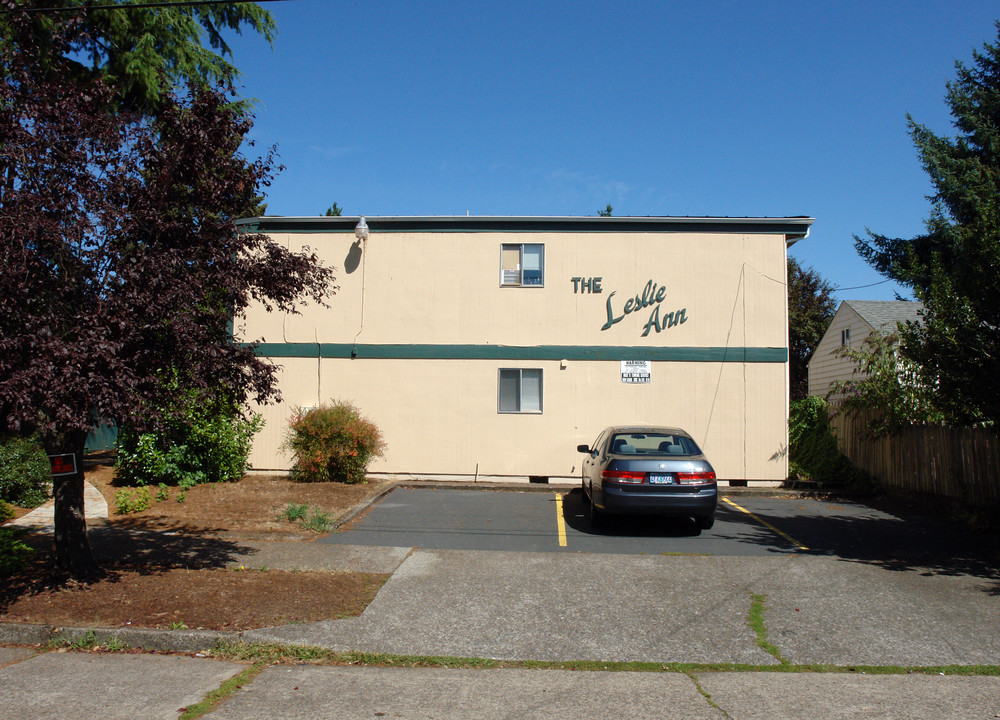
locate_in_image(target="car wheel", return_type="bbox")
[581,477,589,503]
[695,513,715,530]
[589,487,602,527]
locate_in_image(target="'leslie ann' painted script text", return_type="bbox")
[601,280,688,336]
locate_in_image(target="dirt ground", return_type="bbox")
[1,454,392,631]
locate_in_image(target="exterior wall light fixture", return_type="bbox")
[355,216,369,242]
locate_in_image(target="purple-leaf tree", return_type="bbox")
[0,14,334,578]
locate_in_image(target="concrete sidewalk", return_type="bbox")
[242,546,1000,666]
[2,539,999,718]
[6,480,108,530]
[2,646,998,720]
[2,541,997,665]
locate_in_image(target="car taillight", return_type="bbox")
[602,469,645,484]
[676,471,716,484]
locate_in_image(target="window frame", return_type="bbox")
[500,243,545,288]
[497,368,543,414]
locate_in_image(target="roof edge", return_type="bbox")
[236,215,815,238]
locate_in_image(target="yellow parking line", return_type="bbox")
[555,493,567,547]
[722,497,809,551]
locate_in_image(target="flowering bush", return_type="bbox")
[284,400,386,483]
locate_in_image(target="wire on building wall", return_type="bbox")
[352,240,367,359]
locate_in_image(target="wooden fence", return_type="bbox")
[829,410,1000,504]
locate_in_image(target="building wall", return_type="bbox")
[242,222,795,482]
[807,303,873,399]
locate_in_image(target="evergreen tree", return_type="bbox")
[787,258,836,400]
[855,22,1000,426]
[1,0,276,115]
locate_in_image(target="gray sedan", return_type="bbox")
[577,426,718,529]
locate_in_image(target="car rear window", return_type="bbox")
[609,432,701,456]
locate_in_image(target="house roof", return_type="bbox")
[236,215,815,244]
[845,300,924,331]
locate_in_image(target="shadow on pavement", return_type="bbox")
[560,488,705,538]
[560,487,999,593]
[721,494,1000,594]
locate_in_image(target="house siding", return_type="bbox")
[807,303,873,398]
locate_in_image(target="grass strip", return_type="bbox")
[178,662,267,720]
[747,592,789,665]
[207,641,1000,676]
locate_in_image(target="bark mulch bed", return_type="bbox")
[1,453,393,632]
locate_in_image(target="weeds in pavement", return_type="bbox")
[684,671,731,718]
[747,592,788,665]
[67,631,99,650]
[49,631,130,653]
[203,641,1000,676]
[104,636,128,652]
[179,663,268,720]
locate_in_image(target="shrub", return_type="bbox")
[0,499,15,523]
[0,527,34,575]
[789,396,873,489]
[0,435,51,508]
[117,389,263,489]
[831,331,944,438]
[284,400,386,483]
[114,487,151,514]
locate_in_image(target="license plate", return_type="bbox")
[647,474,675,484]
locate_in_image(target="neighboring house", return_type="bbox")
[807,300,924,399]
[238,215,813,484]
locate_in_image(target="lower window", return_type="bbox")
[498,369,543,413]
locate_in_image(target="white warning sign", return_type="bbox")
[621,360,651,383]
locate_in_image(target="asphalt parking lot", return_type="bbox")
[271,485,1000,667]
[322,486,993,571]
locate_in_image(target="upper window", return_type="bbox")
[500,244,544,287]
[498,368,543,413]
[841,328,851,346]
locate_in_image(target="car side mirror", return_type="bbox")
[577,444,592,453]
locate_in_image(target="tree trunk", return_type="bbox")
[41,429,98,579]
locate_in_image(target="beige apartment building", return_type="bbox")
[237,215,813,485]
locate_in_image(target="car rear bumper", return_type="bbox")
[597,484,717,516]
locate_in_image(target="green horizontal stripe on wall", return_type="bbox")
[250,343,788,363]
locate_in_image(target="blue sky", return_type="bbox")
[228,0,999,303]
